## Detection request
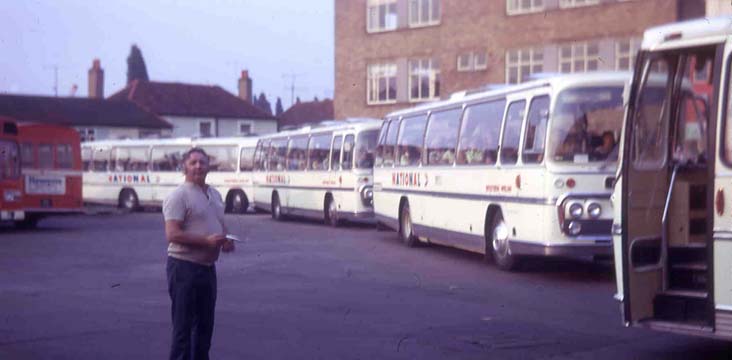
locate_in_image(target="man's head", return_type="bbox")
[182,148,210,185]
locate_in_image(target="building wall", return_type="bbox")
[707,0,732,16]
[165,115,278,138]
[334,0,686,119]
[74,126,168,142]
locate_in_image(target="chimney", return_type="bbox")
[238,70,252,103]
[88,59,104,99]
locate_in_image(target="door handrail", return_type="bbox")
[661,163,679,291]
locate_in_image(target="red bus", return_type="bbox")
[18,123,83,227]
[0,116,24,225]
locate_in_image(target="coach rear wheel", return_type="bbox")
[489,210,518,271]
[399,201,418,247]
[272,194,283,221]
[119,189,139,212]
[229,191,248,214]
[325,197,339,227]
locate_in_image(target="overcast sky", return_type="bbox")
[0,0,334,109]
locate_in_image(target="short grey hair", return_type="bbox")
[182,147,209,163]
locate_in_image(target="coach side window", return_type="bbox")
[92,147,110,172]
[522,96,550,164]
[457,100,505,166]
[151,146,187,172]
[253,141,268,171]
[383,119,401,166]
[374,121,389,167]
[268,139,288,171]
[286,136,309,171]
[500,101,526,165]
[396,115,427,167]
[308,133,332,171]
[424,108,462,166]
[115,147,149,172]
[203,146,237,172]
[331,135,343,171]
[342,134,355,170]
[240,147,255,172]
[81,148,92,171]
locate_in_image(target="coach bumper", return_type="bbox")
[509,237,612,257]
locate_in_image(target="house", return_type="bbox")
[279,98,334,129]
[0,93,171,142]
[108,71,278,138]
[334,0,705,119]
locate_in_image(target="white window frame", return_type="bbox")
[558,41,600,74]
[408,58,440,102]
[408,0,440,28]
[506,0,544,15]
[238,121,253,136]
[457,53,473,72]
[474,52,488,70]
[199,120,213,138]
[615,37,641,71]
[505,47,544,84]
[77,127,96,142]
[559,0,600,9]
[367,63,398,105]
[367,0,398,33]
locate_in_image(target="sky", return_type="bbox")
[0,0,334,109]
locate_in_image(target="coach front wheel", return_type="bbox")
[399,201,418,247]
[229,191,248,214]
[489,211,518,271]
[272,194,283,221]
[119,189,139,212]
[325,196,339,227]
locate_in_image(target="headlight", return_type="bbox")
[360,186,373,206]
[3,189,21,202]
[568,221,582,235]
[587,202,602,218]
[568,203,583,219]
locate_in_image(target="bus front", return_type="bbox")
[348,127,379,220]
[0,119,24,224]
[542,82,625,256]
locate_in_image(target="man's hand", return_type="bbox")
[205,234,228,248]
[222,239,235,253]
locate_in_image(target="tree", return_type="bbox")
[275,97,284,116]
[255,92,272,115]
[296,97,301,104]
[126,45,149,84]
[313,96,319,102]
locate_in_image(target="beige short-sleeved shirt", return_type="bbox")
[163,182,225,266]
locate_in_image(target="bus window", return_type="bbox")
[287,136,309,171]
[268,139,288,171]
[374,121,389,167]
[551,86,625,164]
[424,108,462,166]
[81,147,92,171]
[383,119,401,167]
[500,101,525,165]
[522,96,550,164]
[396,115,427,167]
[115,147,148,172]
[38,144,54,169]
[457,100,505,166]
[92,147,110,172]
[331,135,343,171]
[342,134,355,170]
[253,140,269,171]
[202,146,237,172]
[356,129,379,169]
[151,146,187,172]
[239,147,255,172]
[308,133,331,171]
[20,143,34,169]
[675,52,713,165]
[57,144,74,169]
[0,140,20,180]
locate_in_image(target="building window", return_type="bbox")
[409,58,440,102]
[199,121,212,137]
[77,128,95,142]
[457,52,488,72]
[616,38,641,71]
[367,0,398,33]
[506,0,544,15]
[506,47,543,84]
[559,0,600,9]
[409,0,440,27]
[559,41,600,73]
[239,122,252,135]
[367,63,398,105]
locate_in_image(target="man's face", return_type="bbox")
[184,152,209,183]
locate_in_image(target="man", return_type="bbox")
[163,148,235,360]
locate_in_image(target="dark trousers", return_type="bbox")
[167,256,217,360]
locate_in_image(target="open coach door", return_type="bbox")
[621,42,724,336]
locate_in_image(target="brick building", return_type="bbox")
[334,0,705,119]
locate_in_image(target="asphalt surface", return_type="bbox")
[0,211,731,359]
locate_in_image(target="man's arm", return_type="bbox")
[165,220,226,247]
